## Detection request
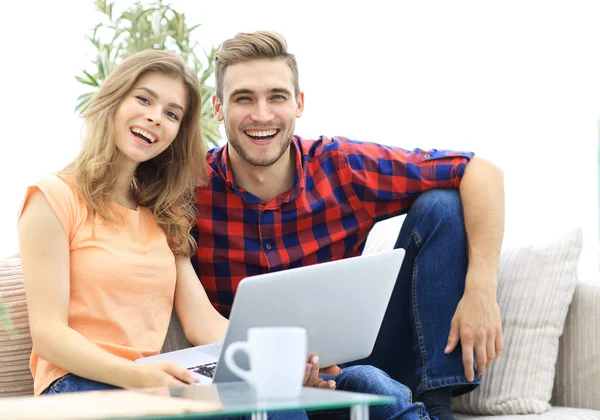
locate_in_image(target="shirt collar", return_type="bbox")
[217,136,306,205]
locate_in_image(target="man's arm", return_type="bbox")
[445,156,505,381]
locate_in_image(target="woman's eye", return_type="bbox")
[166,111,179,121]
[135,95,150,105]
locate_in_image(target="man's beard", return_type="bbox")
[225,123,293,167]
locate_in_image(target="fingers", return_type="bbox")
[303,362,312,385]
[496,329,504,359]
[306,354,320,386]
[161,361,198,384]
[485,335,496,371]
[445,318,460,354]
[460,330,475,382]
[320,364,342,376]
[318,379,336,390]
[474,329,488,376]
[304,354,336,389]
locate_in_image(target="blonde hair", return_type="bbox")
[215,30,300,101]
[63,49,206,257]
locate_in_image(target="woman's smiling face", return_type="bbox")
[113,72,187,165]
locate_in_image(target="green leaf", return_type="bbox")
[75,70,100,87]
[75,92,95,114]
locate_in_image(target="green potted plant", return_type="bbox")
[75,0,221,147]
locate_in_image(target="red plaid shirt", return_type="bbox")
[194,136,473,317]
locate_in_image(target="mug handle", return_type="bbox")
[224,341,254,385]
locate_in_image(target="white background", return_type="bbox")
[1,1,599,273]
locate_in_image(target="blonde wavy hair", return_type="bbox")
[62,49,207,256]
[214,30,300,102]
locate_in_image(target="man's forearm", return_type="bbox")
[459,156,505,290]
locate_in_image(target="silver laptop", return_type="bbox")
[136,248,405,385]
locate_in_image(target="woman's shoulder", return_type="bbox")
[28,173,87,216]
[35,173,80,199]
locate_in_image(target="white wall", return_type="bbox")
[2,1,598,273]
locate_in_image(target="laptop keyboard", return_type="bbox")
[188,361,217,378]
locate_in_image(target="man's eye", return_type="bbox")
[272,95,286,100]
[236,96,251,102]
[166,111,179,121]
[136,96,150,104]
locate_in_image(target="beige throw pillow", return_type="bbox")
[452,228,582,415]
[0,258,34,396]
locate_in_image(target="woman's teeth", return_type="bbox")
[131,127,157,143]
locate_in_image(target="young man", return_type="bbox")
[193,30,505,420]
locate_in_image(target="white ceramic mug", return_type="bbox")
[224,326,307,399]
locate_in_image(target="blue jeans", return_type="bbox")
[41,373,119,394]
[320,365,431,420]
[347,189,479,397]
[41,374,307,420]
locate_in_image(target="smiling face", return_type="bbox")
[113,72,187,166]
[212,58,304,167]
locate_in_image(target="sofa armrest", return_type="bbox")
[552,278,600,410]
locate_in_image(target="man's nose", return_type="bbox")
[251,100,274,122]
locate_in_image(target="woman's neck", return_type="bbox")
[113,162,138,210]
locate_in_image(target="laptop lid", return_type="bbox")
[213,248,405,383]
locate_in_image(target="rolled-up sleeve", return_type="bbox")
[339,137,474,218]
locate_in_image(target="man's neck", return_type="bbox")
[229,146,296,203]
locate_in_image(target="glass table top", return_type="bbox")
[127,381,395,419]
[0,381,395,420]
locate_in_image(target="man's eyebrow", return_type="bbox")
[229,88,293,99]
[229,88,254,99]
[270,88,293,96]
[136,86,185,113]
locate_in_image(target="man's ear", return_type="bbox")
[295,92,305,118]
[212,95,224,122]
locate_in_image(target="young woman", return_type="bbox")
[17,49,230,395]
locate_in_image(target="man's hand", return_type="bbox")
[445,274,503,382]
[303,354,341,389]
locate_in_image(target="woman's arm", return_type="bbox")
[19,191,196,389]
[173,257,229,346]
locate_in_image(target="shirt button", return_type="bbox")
[424,153,431,159]
[265,243,272,250]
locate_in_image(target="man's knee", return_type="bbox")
[412,189,462,219]
[409,189,465,238]
[337,365,410,396]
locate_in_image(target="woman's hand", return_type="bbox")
[303,353,341,389]
[134,361,201,388]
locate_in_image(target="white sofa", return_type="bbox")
[1,219,599,419]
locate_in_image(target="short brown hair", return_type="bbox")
[215,30,300,101]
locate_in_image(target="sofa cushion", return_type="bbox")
[455,406,600,419]
[552,279,600,411]
[452,229,582,415]
[0,258,34,396]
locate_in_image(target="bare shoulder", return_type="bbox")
[18,189,65,236]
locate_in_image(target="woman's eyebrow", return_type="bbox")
[136,86,185,112]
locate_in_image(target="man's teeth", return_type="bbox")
[131,127,157,143]
[246,130,277,138]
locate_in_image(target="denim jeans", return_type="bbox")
[347,189,480,398]
[41,373,120,394]
[41,373,307,420]
[320,365,431,420]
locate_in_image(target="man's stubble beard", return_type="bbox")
[224,121,294,168]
